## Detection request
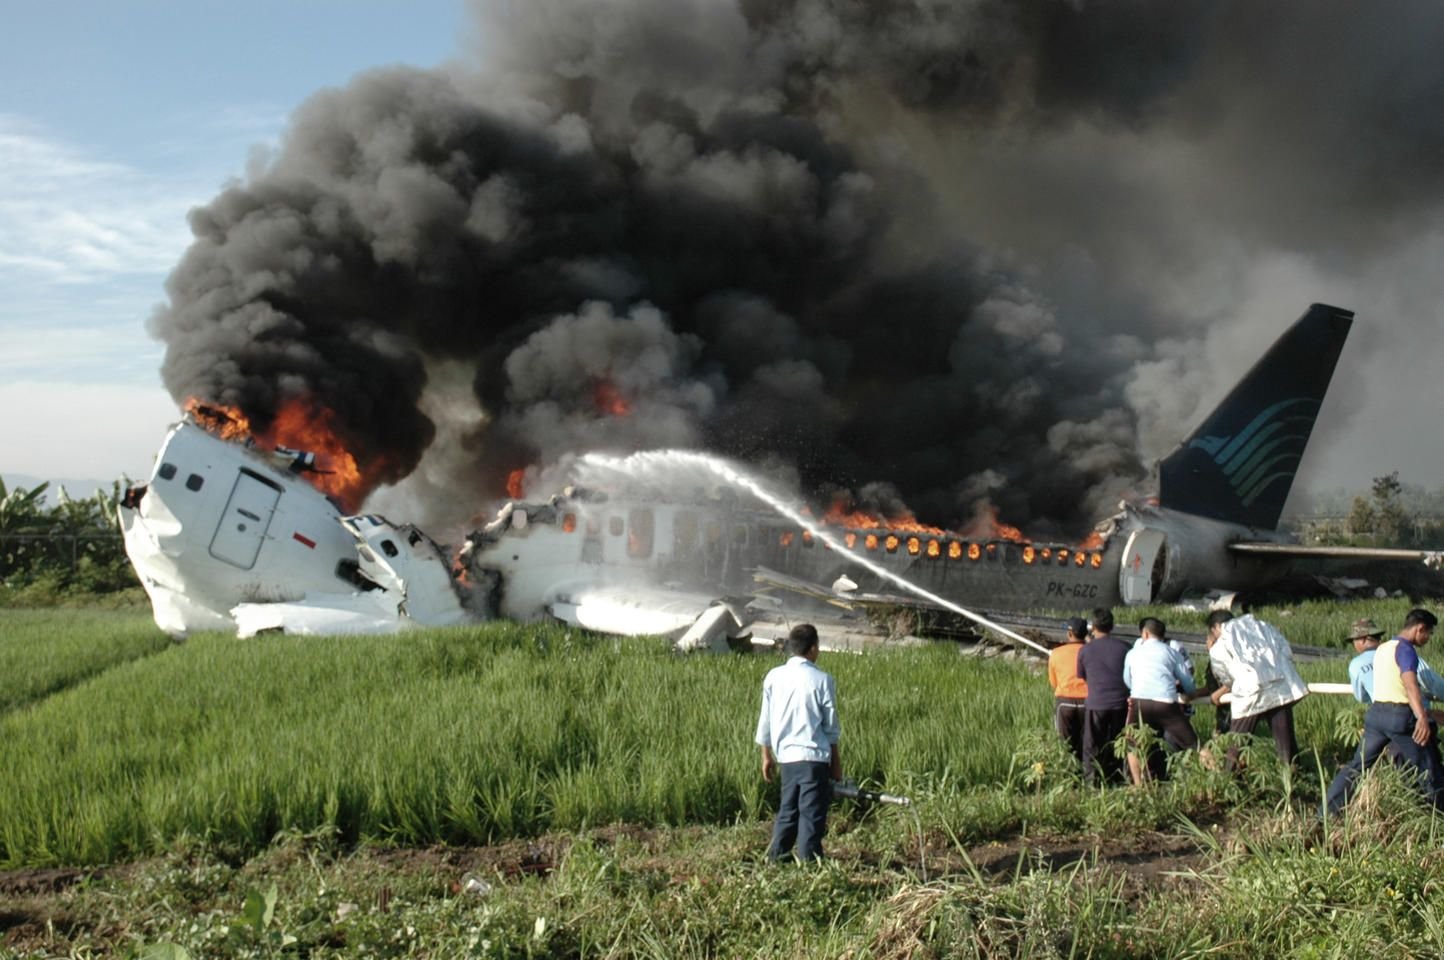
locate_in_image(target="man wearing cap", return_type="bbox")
[1347,617,1387,702]
[1329,613,1444,808]
[1075,608,1131,786]
[1348,617,1444,706]
[1048,617,1089,764]
[1326,609,1443,813]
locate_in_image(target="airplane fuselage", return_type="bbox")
[460,490,1299,620]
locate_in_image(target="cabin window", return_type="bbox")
[628,508,655,558]
[732,525,749,546]
[884,535,899,554]
[185,473,204,491]
[379,539,399,558]
[609,516,624,537]
[673,512,698,552]
[157,463,177,481]
[802,531,814,548]
[704,520,723,544]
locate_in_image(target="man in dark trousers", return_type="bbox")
[755,623,842,861]
[1075,608,1131,785]
[1326,608,1444,814]
[1048,616,1090,763]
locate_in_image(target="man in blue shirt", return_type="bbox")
[755,623,841,861]
[1123,618,1198,782]
[1326,609,1443,814]
[1349,617,1444,705]
[1348,617,1386,702]
[1330,616,1444,809]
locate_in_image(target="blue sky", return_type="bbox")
[0,0,465,486]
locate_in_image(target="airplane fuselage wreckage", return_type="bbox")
[120,304,1433,649]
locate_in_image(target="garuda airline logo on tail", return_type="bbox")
[1188,397,1320,508]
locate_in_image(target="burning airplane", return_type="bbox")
[121,302,1432,647]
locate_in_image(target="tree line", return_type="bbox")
[0,479,138,597]
[1289,472,1444,548]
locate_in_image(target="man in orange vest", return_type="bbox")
[1048,616,1089,765]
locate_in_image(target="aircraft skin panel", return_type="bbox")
[208,471,282,570]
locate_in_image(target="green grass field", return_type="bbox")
[7,603,1444,957]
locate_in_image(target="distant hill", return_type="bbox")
[1,473,126,504]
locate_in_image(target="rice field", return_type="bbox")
[0,603,1387,870]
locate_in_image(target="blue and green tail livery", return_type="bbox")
[1158,303,1354,530]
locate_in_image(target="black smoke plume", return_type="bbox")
[151,0,1444,534]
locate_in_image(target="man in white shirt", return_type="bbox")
[1205,610,1309,767]
[755,623,842,862]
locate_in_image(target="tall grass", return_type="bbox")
[0,608,171,713]
[0,607,1374,867]
[0,620,1066,865]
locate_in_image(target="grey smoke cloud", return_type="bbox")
[150,0,1444,534]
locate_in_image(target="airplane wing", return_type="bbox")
[1228,542,1444,566]
[548,582,756,652]
[752,566,1051,655]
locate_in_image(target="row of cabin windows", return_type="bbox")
[156,461,205,492]
[566,507,1104,569]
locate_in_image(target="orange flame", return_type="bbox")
[1077,531,1105,551]
[184,396,383,513]
[593,380,632,417]
[821,497,946,535]
[507,469,525,499]
[959,504,1028,544]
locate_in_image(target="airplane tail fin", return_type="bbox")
[1157,303,1354,529]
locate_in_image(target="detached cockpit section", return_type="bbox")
[341,515,469,626]
[120,415,471,638]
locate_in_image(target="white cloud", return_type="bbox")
[0,114,204,284]
[0,380,180,482]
